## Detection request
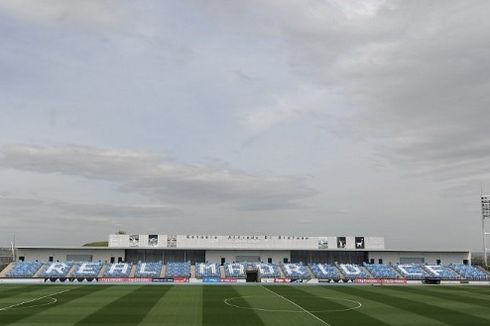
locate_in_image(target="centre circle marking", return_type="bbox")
[223,295,362,313]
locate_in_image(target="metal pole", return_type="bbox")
[483,215,488,267]
[482,194,488,267]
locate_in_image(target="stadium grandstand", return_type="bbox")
[1,233,488,284]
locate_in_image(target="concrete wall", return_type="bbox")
[16,248,125,263]
[368,251,470,265]
[205,250,290,264]
[15,248,471,265]
[109,234,385,250]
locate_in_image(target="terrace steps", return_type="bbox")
[220,265,225,278]
[278,266,285,278]
[33,264,45,278]
[129,265,137,278]
[160,265,166,278]
[476,265,490,275]
[190,265,196,278]
[98,264,107,278]
[334,263,346,278]
[391,265,404,278]
[362,265,374,278]
[0,262,15,277]
[66,264,78,278]
[305,265,314,279]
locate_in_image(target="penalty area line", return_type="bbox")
[0,288,72,312]
[261,286,332,326]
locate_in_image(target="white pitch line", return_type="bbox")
[261,286,332,326]
[0,288,71,312]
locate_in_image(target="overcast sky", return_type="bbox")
[1,0,489,250]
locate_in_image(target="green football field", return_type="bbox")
[0,284,489,325]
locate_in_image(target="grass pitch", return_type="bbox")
[0,284,488,325]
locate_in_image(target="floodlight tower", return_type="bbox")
[481,194,490,267]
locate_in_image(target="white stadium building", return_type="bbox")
[3,233,488,285]
[15,233,470,266]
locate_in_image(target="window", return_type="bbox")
[337,237,346,248]
[355,237,365,249]
[400,257,424,264]
[283,258,289,263]
[110,257,115,263]
[118,257,123,263]
[221,257,225,266]
[48,256,53,262]
[436,259,441,265]
[378,259,383,264]
[370,258,375,264]
[268,258,272,264]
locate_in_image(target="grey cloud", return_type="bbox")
[0,144,316,210]
[215,0,490,184]
[52,202,181,219]
[0,0,123,27]
[0,195,178,220]
[282,1,490,182]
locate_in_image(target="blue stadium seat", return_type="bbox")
[224,263,246,278]
[165,262,191,278]
[338,264,371,279]
[73,262,103,278]
[395,264,431,279]
[195,263,220,278]
[423,265,461,279]
[449,264,490,281]
[42,262,74,278]
[280,263,310,279]
[135,261,163,278]
[7,261,43,278]
[255,263,281,278]
[103,263,132,278]
[309,263,341,279]
[364,263,399,279]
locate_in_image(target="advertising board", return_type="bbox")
[354,278,407,285]
[152,278,174,283]
[98,278,153,283]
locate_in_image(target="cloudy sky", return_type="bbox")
[0,0,489,250]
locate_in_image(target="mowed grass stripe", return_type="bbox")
[328,286,490,326]
[16,285,138,326]
[388,286,490,308]
[0,285,70,311]
[0,286,27,298]
[436,286,490,302]
[303,286,443,326]
[376,286,490,321]
[423,286,490,297]
[0,285,59,300]
[140,285,202,325]
[203,285,265,326]
[0,285,107,325]
[74,285,171,326]
[450,286,490,298]
[231,285,323,326]
[269,285,392,326]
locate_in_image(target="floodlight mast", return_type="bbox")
[481,194,489,267]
